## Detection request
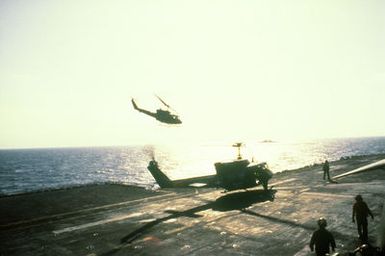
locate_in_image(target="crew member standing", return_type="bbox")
[322,160,331,181]
[352,194,374,242]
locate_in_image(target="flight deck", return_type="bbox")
[1,154,385,256]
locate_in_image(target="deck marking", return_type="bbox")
[298,188,310,193]
[53,213,142,235]
[270,178,297,186]
[273,186,307,190]
[301,192,352,199]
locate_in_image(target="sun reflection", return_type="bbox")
[150,139,354,181]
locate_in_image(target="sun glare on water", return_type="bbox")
[150,139,341,180]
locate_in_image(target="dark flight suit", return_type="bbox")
[323,161,330,180]
[352,201,373,241]
[310,228,336,256]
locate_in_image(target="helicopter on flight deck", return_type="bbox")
[131,96,182,124]
[147,143,273,192]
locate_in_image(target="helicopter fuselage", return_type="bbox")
[147,159,272,192]
[155,109,182,124]
[131,98,182,124]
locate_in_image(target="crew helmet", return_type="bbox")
[317,217,327,228]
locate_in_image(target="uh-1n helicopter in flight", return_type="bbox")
[147,143,273,192]
[131,95,182,125]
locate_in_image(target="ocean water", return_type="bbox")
[1,137,385,195]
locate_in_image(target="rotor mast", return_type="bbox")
[232,142,243,160]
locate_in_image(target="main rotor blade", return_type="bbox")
[155,94,178,113]
[155,95,170,108]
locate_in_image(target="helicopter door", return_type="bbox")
[214,160,256,190]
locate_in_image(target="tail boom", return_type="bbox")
[147,160,217,188]
[131,98,156,118]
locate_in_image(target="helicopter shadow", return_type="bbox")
[118,190,275,243]
[102,189,276,255]
[103,188,357,256]
[212,189,276,211]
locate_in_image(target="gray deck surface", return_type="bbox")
[1,154,385,256]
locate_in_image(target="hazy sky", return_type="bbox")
[1,0,384,148]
